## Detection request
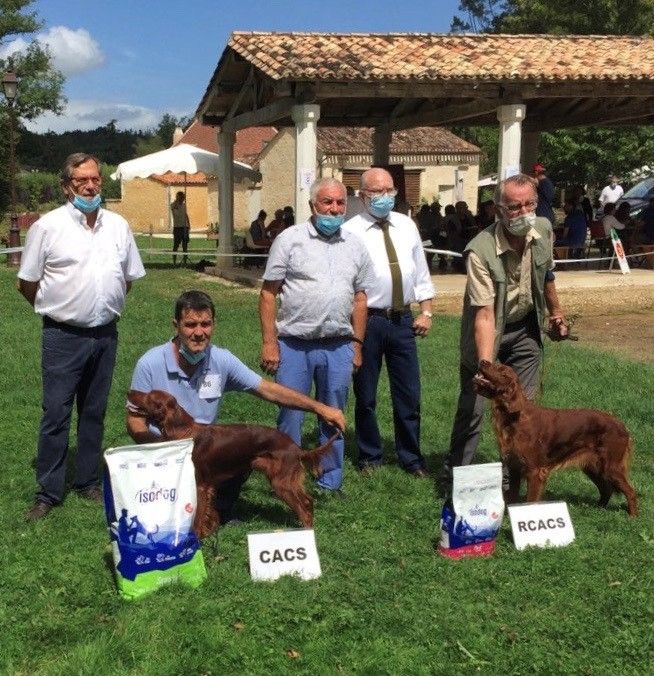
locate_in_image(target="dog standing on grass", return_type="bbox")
[127,389,338,538]
[474,361,638,516]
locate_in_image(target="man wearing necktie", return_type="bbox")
[343,168,435,477]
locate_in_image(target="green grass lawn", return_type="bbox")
[0,265,652,675]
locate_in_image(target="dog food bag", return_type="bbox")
[104,439,206,600]
[439,462,505,559]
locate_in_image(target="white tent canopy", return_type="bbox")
[110,143,260,181]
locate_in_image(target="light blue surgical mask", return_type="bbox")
[72,193,102,214]
[504,212,536,238]
[179,343,206,365]
[366,194,395,219]
[314,213,344,236]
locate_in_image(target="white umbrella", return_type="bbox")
[110,143,260,181]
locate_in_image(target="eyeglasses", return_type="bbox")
[70,176,101,187]
[500,199,537,215]
[361,188,398,198]
[316,197,346,207]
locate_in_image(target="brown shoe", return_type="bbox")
[78,485,103,503]
[25,501,53,521]
[359,464,382,477]
[408,467,430,479]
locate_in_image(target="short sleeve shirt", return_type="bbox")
[18,202,145,327]
[129,341,263,435]
[467,223,553,323]
[263,220,374,339]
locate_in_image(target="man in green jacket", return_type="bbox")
[442,173,568,488]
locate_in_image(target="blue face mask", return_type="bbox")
[179,343,206,365]
[72,193,102,214]
[366,194,395,219]
[314,213,344,236]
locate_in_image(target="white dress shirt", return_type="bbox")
[343,210,435,308]
[18,202,145,327]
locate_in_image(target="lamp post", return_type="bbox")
[2,71,20,266]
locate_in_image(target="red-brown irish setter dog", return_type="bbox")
[127,389,338,538]
[474,361,638,516]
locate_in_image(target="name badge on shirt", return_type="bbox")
[199,374,221,399]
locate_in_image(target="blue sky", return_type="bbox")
[12,0,462,133]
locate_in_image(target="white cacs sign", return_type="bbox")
[508,501,575,551]
[247,529,321,581]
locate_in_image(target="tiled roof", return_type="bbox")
[317,127,480,155]
[228,32,654,82]
[177,119,277,163]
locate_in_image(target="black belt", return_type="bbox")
[43,316,117,336]
[368,306,411,320]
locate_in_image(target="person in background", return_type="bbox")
[615,202,633,227]
[249,210,270,247]
[442,173,568,491]
[599,175,624,208]
[267,209,286,240]
[128,290,346,523]
[18,152,146,521]
[282,205,295,228]
[343,167,435,478]
[259,178,373,493]
[559,197,588,257]
[444,204,466,272]
[572,185,594,225]
[171,191,190,266]
[455,200,478,243]
[430,201,448,270]
[475,199,496,230]
[533,163,556,227]
[415,203,436,269]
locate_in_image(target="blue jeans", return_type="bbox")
[276,337,352,490]
[353,311,425,472]
[36,318,118,505]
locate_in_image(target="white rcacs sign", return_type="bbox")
[508,502,575,551]
[247,529,321,581]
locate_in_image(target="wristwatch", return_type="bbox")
[421,310,433,319]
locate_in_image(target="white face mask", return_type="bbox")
[504,212,536,237]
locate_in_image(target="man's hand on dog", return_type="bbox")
[473,360,493,390]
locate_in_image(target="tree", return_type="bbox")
[450,0,654,188]
[451,0,654,35]
[0,0,66,213]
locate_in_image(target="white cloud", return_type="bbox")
[24,99,161,133]
[0,37,30,61]
[38,26,104,76]
[0,26,103,76]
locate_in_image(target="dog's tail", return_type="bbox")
[623,434,634,473]
[301,432,340,478]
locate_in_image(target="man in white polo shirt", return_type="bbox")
[599,175,624,208]
[18,152,146,521]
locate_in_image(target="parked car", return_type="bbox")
[616,176,654,219]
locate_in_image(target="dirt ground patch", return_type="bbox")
[435,285,654,364]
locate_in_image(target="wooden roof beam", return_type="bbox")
[388,98,499,131]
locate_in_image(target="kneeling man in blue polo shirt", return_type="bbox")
[127,290,345,523]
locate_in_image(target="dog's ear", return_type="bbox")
[501,378,523,413]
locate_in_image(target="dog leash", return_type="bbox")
[539,314,580,397]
